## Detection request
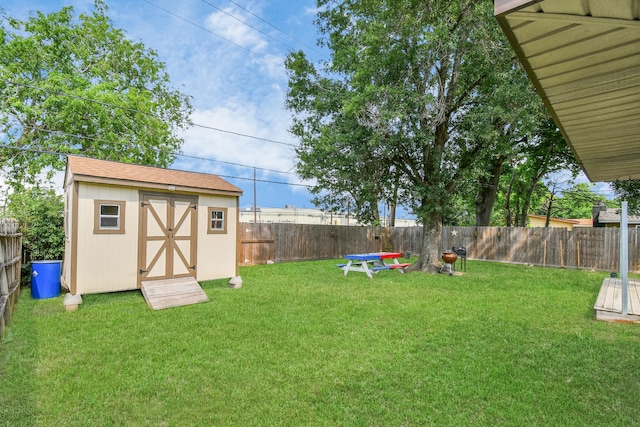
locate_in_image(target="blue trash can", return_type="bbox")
[31,260,62,299]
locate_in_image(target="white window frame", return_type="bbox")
[208,207,228,234]
[94,200,125,234]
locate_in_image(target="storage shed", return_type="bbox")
[62,156,243,301]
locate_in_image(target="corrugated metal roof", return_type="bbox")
[66,155,243,195]
[495,0,640,182]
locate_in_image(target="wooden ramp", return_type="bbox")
[141,277,209,310]
[594,277,640,323]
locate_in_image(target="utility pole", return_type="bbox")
[253,167,257,224]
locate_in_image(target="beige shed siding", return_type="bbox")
[75,183,140,294]
[72,185,239,293]
[62,182,74,291]
[64,157,242,295]
[196,194,239,281]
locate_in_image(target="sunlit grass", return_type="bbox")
[1,260,639,426]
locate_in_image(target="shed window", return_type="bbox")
[208,207,227,234]
[94,200,125,234]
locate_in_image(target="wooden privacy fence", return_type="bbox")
[441,226,636,271]
[239,223,640,272]
[0,218,22,344]
[238,223,390,264]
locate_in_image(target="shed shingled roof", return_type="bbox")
[66,155,243,195]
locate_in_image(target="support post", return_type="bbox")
[621,201,629,315]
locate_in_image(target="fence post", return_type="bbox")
[621,202,629,315]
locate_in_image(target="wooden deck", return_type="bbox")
[594,277,640,323]
[141,277,209,310]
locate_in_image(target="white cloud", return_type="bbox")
[3,0,318,209]
[205,8,267,52]
[179,106,298,182]
[257,53,287,80]
[304,7,320,16]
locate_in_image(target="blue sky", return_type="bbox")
[1,1,615,215]
[2,0,331,211]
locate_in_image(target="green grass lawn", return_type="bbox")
[1,260,639,426]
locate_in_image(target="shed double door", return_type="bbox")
[138,193,198,285]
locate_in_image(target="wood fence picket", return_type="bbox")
[0,218,22,345]
[239,223,640,272]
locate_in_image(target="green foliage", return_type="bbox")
[2,260,640,425]
[612,180,640,214]
[286,0,525,266]
[286,0,580,264]
[6,186,64,261]
[489,117,579,226]
[455,56,579,226]
[0,0,192,188]
[537,182,609,220]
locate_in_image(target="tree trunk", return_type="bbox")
[389,202,396,227]
[414,211,443,273]
[544,192,555,227]
[517,172,543,227]
[389,176,398,227]
[505,167,517,227]
[475,157,504,226]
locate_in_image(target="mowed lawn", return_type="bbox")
[1,260,639,426]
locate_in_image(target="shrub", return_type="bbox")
[6,186,64,262]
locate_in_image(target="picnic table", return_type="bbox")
[337,252,411,279]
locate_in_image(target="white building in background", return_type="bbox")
[239,205,417,227]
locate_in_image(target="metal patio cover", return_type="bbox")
[495,0,640,182]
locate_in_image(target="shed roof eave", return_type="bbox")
[66,155,243,195]
[70,173,243,197]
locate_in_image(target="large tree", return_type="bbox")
[537,182,609,221]
[455,65,543,227]
[500,117,578,227]
[286,0,522,271]
[0,1,192,188]
[611,181,640,214]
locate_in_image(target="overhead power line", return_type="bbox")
[215,173,310,188]
[225,0,324,57]
[2,80,297,147]
[10,127,295,176]
[200,0,296,53]
[144,0,324,60]
[178,153,295,175]
[0,144,311,188]
[141,0,263,56]
[191,123,295,147]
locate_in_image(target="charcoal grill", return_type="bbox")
[440,250,457,275]
[452,246,467,272]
